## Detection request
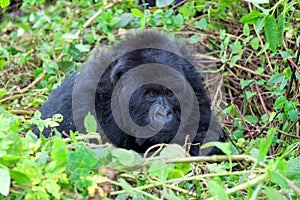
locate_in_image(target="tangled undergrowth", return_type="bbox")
[0,0,300,199]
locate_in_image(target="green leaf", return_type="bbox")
[268,73,285,84]
[244,91,257,100]
[84,112,97,133]
[250,38,260,50]
[0,0,10,8]
[277,13,285,47]
[240,11,264,24]
[243,24,250,36]
[258,128,275,162]
[42,179,61,199]
[0,167,10,196]
[264,15,278,52]
[160,144,186,158]
[112,149,135,167]
[244,115,258,124]
[148,160,168,180]
[274,96,287,109]
[232,41,243,54]
[172,14,183,27]
[240,79,253,89]
[263,187,286,200]
[270,171,288,189]
[51,137,69,165]
[156,0,174,8]
[288,110,298,121]
[9,170,31,185]
[195,18,207,30]
[167,168,184,179]
[131,8,143,17]
[0,89,7,98]
[208,180,229,200]
[287,157,300,181]
[119,178,136,198]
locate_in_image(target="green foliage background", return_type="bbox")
[0,0,300,199]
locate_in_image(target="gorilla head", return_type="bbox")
[37,30,226,156]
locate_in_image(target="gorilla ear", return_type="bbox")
[109,60,125,85]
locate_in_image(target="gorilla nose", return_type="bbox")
[156,106,173,123]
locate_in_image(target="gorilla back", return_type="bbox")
[36,30,225,156]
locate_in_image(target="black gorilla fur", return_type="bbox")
[36,30,226,156]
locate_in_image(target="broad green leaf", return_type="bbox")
[287,157,300,181]
[264,15,278,52]
[156,0,174,8]
[232,41,243,54]
[244,115,258,124]
[119,178,136,197]
[51,137,68,164]
[167,168,184,179]
[240,79,253,89]
[245,91,257,100]
[148,160,168,180]
[270,171,288,189]
[172,14,183,27]
[195,18,207,30]
[42,179,61,199]
[263,187,287,200]
[84,112,97,133]
[0,167,10,196]
[250,38,260,50]
[258,128,275,162]
[208,180,229,200]
[268,73,285,84]
[112,149,135,167]
[274,96,287,109]
[131,8,143,17]
[160,144,186,158]
[75,44,91,53]
[288,110,298,121]
[277,13,285,47]
[240,11,264,24]
[0,89,7,98]
[10,170,31,185]
[243,24,250,36]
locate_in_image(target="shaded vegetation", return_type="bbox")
[0,0,300,199]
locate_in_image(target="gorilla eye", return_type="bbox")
[147,90,158,98]
[165,89,173,96]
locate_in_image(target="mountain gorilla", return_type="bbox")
[36,30,226,156]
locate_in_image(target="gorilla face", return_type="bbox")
[129,84,181,135]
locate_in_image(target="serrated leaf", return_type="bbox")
[172,14,183,27]
[240,79,253,89]
[264,15,278,52]
[240,11,264,24]
[0,167,10,196]
[84,112,97,133]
